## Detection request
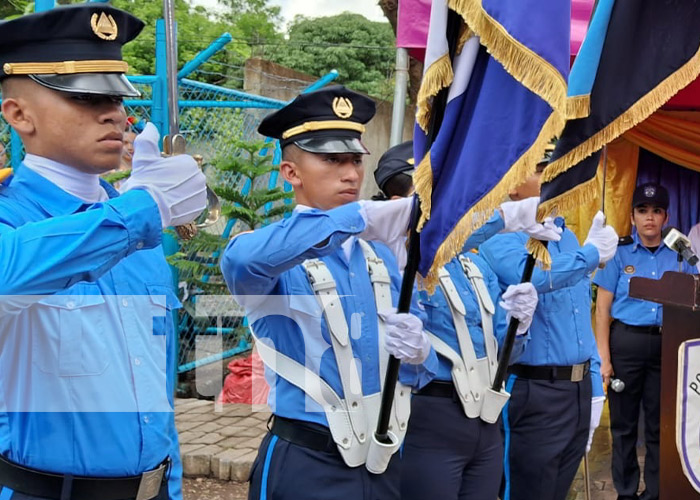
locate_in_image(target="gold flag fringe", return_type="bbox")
[566,95,591,120]
[416,53,454,133]
[416,112,563,293]
[0,168,11,184]
[446,0,570,119]
[525,238,552,270]
[413,152,434,231]
[543,44,700,186]
[537,174,599,222]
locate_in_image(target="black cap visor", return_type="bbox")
[293,137,369,155]
[29,73,140,98]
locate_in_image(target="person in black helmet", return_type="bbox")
[0,5,206,500]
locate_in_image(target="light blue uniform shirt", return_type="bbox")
[418,252,528,381]
[593,231,696,326]
[0,164,182,499]
[479,219,604,397]
[220,202,438,427]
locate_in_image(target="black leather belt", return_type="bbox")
[613,320,661,335]
[413,380,458,399]
[270,415,338,454]
[0,454,168,500]
[509,361,590,382]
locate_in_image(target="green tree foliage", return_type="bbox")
[168,139,294,294]
[269,12,395,98]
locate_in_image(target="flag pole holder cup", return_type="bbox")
[366,430,399,474]
[480,387,511,424]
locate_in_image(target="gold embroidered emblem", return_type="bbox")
[332,97,353,119]
[624,265,635,274]
[407,157,415,165]
[91,12,118,41]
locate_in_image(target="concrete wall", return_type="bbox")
[244,58,415,199]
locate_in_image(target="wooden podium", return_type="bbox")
[629,271,700,498]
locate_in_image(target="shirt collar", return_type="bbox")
[631,229,667,253]
[10,163,117,217]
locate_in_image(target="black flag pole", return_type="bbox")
[490,242,548,392]
[374,9,463,444]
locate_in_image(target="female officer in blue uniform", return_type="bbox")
[594,183,697,500]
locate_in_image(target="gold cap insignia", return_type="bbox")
[91,12,118,41]
[624,265,635,274]
[407,157,415,165]
[332,97,354,119]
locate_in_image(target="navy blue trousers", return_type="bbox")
[400,393,503,500]
[248,431,401,500]
[502,372,591,500]
[608,321,661,500]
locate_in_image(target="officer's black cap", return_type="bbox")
[632,182,669,210]
[537,142,556,166]
[258,85,376,154]
[0,4,144,97]
[374,140,414,192]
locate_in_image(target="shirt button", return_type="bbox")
[134,358,141,366]
[574,309,579,314]
[122,298,129,307]
[136,241,144,250]
[143,416,150,424]
[651,308,656,312]
[66,301,75,309]
[350,272,355,278]
[652,271,656,276]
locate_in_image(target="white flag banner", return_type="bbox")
[676,339,700,493]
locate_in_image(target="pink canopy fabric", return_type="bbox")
[396,0,595,60]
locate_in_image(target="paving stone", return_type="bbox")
[176,420,202,432]
[216,436,250,449]
[188,412,221,423]
[230,450,258,482]
[211,448,254,480]
[231,425,266,438]
[187,404,216,414]
[220,404,256,417]
[216,416,243,427]
[177,431,204,444]
[238,435,263,450]
[195,421,223,433]
[182,444,222,477]
[217,425,249,438]
[190,432,224,445]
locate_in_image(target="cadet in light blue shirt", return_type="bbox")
[593,182,696,500]
[372,141,547,500]
[478,157,619,500]
[221,86,439,500]
[0,5,207,500]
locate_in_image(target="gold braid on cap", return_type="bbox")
[282,120,365,140]
[3,60,128,75]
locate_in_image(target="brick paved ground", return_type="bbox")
[177,398,645,499]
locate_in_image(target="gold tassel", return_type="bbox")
[543,44,700,184]
[416,53,454,133]
[525,238,552,270]
[0,168,12,183]
[446,0,570,119]
[417,112,565,292]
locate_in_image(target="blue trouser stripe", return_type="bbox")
[502,374,517,500]
[0,488,12,500]
[260,435,278,500]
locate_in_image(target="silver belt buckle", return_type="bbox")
[570,364,585,382]
[135,463,166,500]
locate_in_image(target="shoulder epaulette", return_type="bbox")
[618,235,633,246]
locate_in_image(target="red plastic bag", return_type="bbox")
[218,351,269,405]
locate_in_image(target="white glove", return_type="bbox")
[587,395,606,453]
[499,282,538,335]
[500,197,562,242]
[120,122,207,228]
[358,197,414,245]
[379,311,431,365]
[584,211,619,264]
